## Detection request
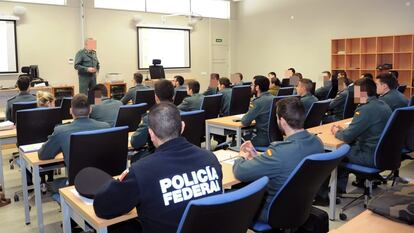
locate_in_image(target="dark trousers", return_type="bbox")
[108,219,142,233]
[79,75,97,94]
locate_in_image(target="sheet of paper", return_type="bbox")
[213,150,239,162]
[70,188,94,205]
[0,120,14,130]
[19,142,44,153]
[344,121,352,126]
[233,114,245,120]
[224,157,239,165]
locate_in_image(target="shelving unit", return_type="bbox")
[105,82,127,100]
[331,34,414,98]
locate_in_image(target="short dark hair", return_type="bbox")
[376,73,398,90]
[355,77,377,97]
[17,76,31,91]
[174,75,184,86]
[271,77,281,86]
[187,80,200,94]
[235,73,243,80]
[134,72,144,84]
[299,78,313,93]
[155,79,174,102]
[91,84,108,98]
[292,72,303,80]
[210,73,220,81]
[219,77,231,88]
[288,68,296,74]
[268,72,276,77]
[253,75,270,92]
[148,103,181,141]
[389,70,399,80]
[71,94,90,117]
[276,97,305,130]
[322,71,331,77]
[361,73,373,80]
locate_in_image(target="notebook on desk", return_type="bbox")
[20,142,44,153]
[213,149,240,162]
[0,121,14,131]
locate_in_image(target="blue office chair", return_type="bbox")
[326,86,338,100]
[12,101,38,123]
[397,85,407,94]
[59,97,73,120]
[174,90,189,106]
[134,89,155,110]
[409,95,414,106]
[176,177,269,233]
[343,89,357,119]
[251,145,350,232]
[180,110,205,147]
[304,99,331,129]
[229,85,251,115]
[281,78,292,87]
[201,94,223,119]
[339,106,414,220]
[115,103,147,131]
[277,87,295,96]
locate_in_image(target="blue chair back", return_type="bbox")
[134,89,155,110]
[59,97,73,120]
[176,177,269,233]
[12,101,38,123]
[16,107,62,147]
[267,96,289,143]
[311,82,316,95]
[115,103,147,132]
[265,145,350,229]
[343,88,357,119]
[304,99,331,129]
[229,85,251,115]
[409,95,414,106]
[397,85,407,94]
[374,106,414,170]
[281,78,292,87]
[277,87,294,96]
[68,126,129,185]
[174,90,189,106]
[180,110,205,147]
[201,94,223,119]
[326,86,338,99]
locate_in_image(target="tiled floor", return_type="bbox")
[0,146,413,233]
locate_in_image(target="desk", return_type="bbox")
[143,79,195,87]
[0,127,17,193]
[307,118,351,221]
[59,159,240,233]
[205,114,254,150]
[329,210,414,233]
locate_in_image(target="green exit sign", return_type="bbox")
[216,39,223,43]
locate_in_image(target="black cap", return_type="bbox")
[74,167,113,199]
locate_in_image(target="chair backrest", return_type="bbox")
[115,103,147,132]
[374,106,414,170]
[266,96,288,143]
[174,90,189,106]
[176,176,269,233]
[281,78,292,87]
[326,86,338,99]
[343,89,357,119]
[277,87,295,96]
[409,95,414,106]
[134,89,155,110]
[12,101,38,123]
[304,100,331,129]
[267,145,350,228]
[201,94,223,119]
[59,97,73,120]
[16,107,62,146]
[229,85,251,115]
[311,82,316,95]
[68,126,129,185]
[397,85,407,94]
[180,110,205,147]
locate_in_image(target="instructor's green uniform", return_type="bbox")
[74,49,100,94]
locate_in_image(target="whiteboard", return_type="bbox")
[0,20,18,73]
[137,26,190,69]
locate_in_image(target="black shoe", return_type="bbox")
[313,196,329,207]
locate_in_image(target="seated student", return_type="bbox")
[6,76,36,121]
[315,71,333,100]
[331,77,392,193]
[231,73,244,86]
[94,103,223,233]
[375,73,408,111]
[389,70,400,86]
[268,77,281,96]
[121,72,150,105]
[38,94,111,168]
[218,77,232,116]
[241,75,274,147]
[203,73,220,95]
[296,78,318,114]
[130,80,175,161]
[233,97,324,222]
[90,84,123,126]
[177,81,204,111]
[37,91,55,108]
[172,75,186,94]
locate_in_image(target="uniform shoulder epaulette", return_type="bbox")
[6,96,16,102]
[270,140,291,147]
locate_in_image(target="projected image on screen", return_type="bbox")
[137,27,190,69]
[0,20,18,73]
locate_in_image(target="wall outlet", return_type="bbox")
[68,58,74,64]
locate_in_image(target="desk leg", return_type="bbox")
[206,123,211,151]
[97,228,108,233]
[33,165,44,233]
[61,197,72,233]
[0,143,4,194]
[329,168,338,221]
[236,128,241,149]
[21,157,30,225]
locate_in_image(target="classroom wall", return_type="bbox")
[0,0,231,92]
[231,0,414,86]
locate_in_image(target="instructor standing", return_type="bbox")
[74,38,100,94]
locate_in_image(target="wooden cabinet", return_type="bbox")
[104,82,127,100]
[332,35,414,98]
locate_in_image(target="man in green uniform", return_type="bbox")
[177,81,204,111]
[375,73,408,111]
[331,77,392,192]
[74,38,100,95]
[6,76,36,121]
[241,75,274,147]
[172,75,186,94]
[231,73,244,86]
[296,78,318,114]
[120,72,151,105]
[203,73,220,95]
[233,97,324,222]
[90,84,123,126]
[218,77,232,116]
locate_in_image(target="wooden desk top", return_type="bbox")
[307,119,351,150]
[206,114,255,128]
[330,210,414,233]
[22,152,64,166]
[0,127,16,139]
